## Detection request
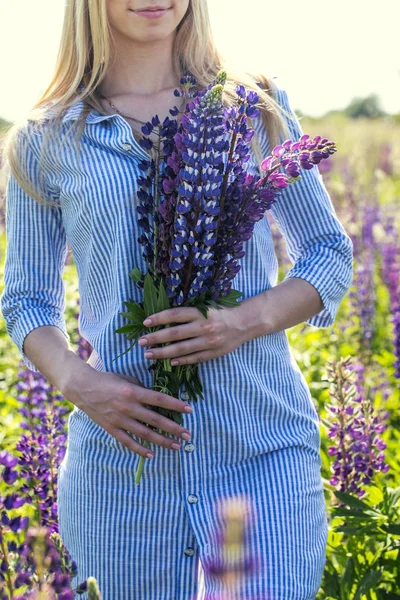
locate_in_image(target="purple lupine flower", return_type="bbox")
[135,73,199,283]
[0,451,19,486]
[378,142,393,176]
[6,366,70,533]
[201,495,261,598]
[7,526,86,598]
[74,297,93,362]
[0,460,86,599]
[346,199,379,354]
[139,82,228,303]
[381,213,400,379]
[133,73,337,308]
[169,84,227,302]
[324,357,389,498]
[14,367,69,433]
[0,311,95,597]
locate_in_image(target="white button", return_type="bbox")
[180,391,190,401]
[188,494,198,504]
[121,143,133,151]
[184,443,195,453]
[184,547,195,557]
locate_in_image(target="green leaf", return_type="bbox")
[335,523,379,536]
[389,486,400,510]
[157,279,171,312]
[123,301,146,322]
[216,288,243,306]
[354,569,383,600]
[143,274,159,317]
[333,491,373,511]
[331,507,380,520]
[110,342,137,362]
[207,299,222,310]
[129,267,143,283]
[323,570,340,597]
[196,306,208,319]
[124,300,141,312]
[126,327,143,340]
[120,311,135,321]
[384,523,400,535]
[217,295,243,307]
[220,288,242,301]
[115,324,138,334]
[366,485,384,506]
[335,526,364,535]
[340,556,355,597]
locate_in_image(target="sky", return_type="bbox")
[0,0,399,122]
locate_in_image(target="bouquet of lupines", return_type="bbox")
[112,70,336,483]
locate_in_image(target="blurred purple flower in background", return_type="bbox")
[381,213,400,379]
[323,356,390,498]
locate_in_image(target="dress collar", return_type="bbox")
[58,99,119,125]
[44,83,119,125]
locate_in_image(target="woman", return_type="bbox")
[0,1,354,598]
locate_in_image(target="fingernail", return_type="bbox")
[143,318,152,326]
[144,351,153,358]
[139,338,148,346]
[181,432,191,441]
[171,359,179,366]
[171,442,181,450]
[146,452,154,459]
[184,405,192,413]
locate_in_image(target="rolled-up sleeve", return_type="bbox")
[256,82,354,328]
[0,124,70,372]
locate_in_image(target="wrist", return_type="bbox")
[238,290,274,343]
[57,350,95,401]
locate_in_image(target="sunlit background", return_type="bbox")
[0,0,399,122]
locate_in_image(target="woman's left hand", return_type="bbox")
[137,305,250,366]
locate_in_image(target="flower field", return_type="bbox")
[0,111,399,599]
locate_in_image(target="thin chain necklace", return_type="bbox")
[99,93,148,125]
[99,92,186,126]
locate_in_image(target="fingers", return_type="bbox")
[143,336,209,361]
[139,322,198,346]
[143,306,202,327]
[133,405,191,441]
[119,417,188,451]
[171,350,215,366]
[114,429,154,459]
[127,386,192,415]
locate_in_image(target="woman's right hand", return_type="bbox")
[61,368,192,460]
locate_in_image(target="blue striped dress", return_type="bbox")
[1,80,353,599]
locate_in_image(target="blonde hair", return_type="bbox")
[0,0,292,209]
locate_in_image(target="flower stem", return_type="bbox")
[0,532,14,597]
[153,129,162,273]
[135,439,150,485]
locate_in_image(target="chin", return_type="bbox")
[131,23,178,42]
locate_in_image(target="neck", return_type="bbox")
[98,32,180,97]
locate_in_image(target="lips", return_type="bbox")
[134,5,171,11]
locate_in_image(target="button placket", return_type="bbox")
[114,115,150,160]
[184,547,195,557]
[187,494,198,504]
[121,142,133,151]
[180,388,195,454]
